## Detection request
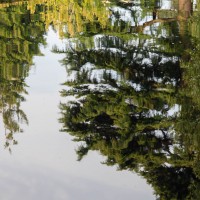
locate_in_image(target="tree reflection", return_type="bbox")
[0,1,46,151]
[58,0,200,198]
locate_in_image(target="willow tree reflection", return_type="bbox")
[57,0,200,198]
[0,2,46,150]
[27,0,110,38]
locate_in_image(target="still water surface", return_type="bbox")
[0,28,154,199]
[0,0,200,199]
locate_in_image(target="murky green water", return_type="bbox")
[0,0,200,199]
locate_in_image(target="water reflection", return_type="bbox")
[0,2,46,150]
[56,0,200,199]
[1,0,200,198]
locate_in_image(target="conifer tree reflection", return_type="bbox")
[58,0,200,198]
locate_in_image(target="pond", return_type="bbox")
[0,0,200,199]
